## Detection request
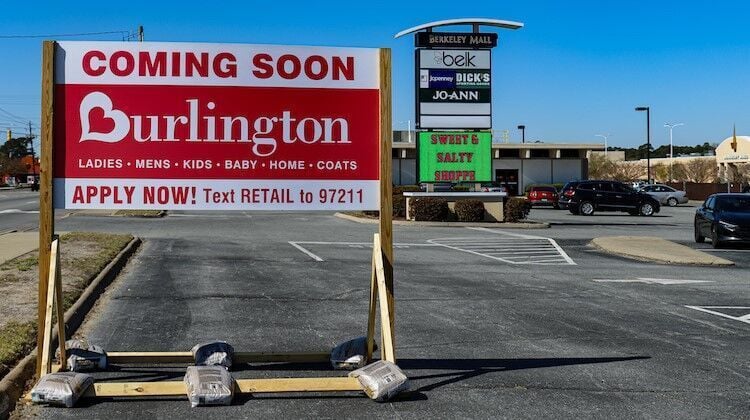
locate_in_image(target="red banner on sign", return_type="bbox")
[53,42,382,210]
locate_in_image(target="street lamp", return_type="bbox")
[664,122,684,181]
[595,134,610,157]
[635,107,651,183]
[397,120,412,143]
[517,125,525,143]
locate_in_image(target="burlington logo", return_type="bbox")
[80,92,130,143]
[76,91,351,157]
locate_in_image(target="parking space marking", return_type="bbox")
[427,236,576,265]
[288,234,575,266]
[288,241,325,261]
[685,306,750,325]
[288,241,441,261]
[700,249,750,253]
[0,209,39,214]
[593,278,713,285]
[462,227,576,265]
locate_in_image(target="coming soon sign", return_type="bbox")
[52,41,382,210]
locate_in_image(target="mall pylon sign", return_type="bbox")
[51,41,383,210]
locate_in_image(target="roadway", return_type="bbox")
[0,189,40,233]
[18,204,749,419]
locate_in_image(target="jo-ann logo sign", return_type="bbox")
[53,41,382,210]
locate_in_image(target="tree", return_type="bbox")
[0,154,26,176]
[652,163,670,183]
[0,136,32,159]
[588,153,613,179]
[683,159,718,183]
[612,161,645,181]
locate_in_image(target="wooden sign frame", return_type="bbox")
[34,41,396,400]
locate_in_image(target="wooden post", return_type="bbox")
[37,40,55,378]
[378,48,395,351]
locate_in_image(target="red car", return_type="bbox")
[528,186,559,209]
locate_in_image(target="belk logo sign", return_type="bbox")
[419,49,490,70]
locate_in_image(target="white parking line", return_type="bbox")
[288,241,324,262]
[0,209,39,214]
[685,306,750,325]
[700,249,750,253]
[594,278,713,285]
[428,236,575,265]
[287,241,442,261]
[453,227,576,265]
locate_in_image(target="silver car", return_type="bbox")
[639,184,689,206]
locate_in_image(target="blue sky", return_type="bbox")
[1,0,748,149]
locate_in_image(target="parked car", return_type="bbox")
[567,180,661,216]
[694,193,750,248]
[557,181,581,210]
[479,182,507,193]
[528,186,559,208]
[638,184,688,207]
[419,182,453,192]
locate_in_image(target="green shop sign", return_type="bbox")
[418,132,492,182]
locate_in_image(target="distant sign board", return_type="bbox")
[418,132,492,182]
[416,50,491,129]
[52,41,382,211]
[415,32,498,49]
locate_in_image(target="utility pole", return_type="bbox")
[28,121,37,181]
[138,25,144,42]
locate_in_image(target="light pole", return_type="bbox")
[635,107,651,183]
[664,122,683,181]
[397,120,412,143]
[595,134,610,157]
[517,125,526,143]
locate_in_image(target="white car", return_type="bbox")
[639,184,689,206]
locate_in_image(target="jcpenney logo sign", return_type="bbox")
[420,49,490,70]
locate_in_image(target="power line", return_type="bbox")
[0,30,130,39]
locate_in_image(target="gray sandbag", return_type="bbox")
[184,365,235,407]
[192,340,234,368]
[31,372,94,408]
[54,339,108,371]
[331,337,369,370]
[349,360,409,402]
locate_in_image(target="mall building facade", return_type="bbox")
[391,131,604,195]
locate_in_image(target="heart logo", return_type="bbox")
[79,91,130,143]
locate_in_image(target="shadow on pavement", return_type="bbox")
[72,356,649,407]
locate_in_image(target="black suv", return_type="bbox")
[567,180,660,216]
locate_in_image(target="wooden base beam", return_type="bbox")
[106,351,332,365]
[84,377,363,398]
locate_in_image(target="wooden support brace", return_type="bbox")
[106,351,332,365]
[39,239,60,375]
[373,236,395,363]
[54,240,66,371]
[83,377,363,398]
[365,236,378,362]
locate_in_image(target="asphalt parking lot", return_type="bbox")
[20,203,749,419]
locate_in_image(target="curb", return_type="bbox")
[0,237,142,419]
[334,212,549,228]
[589,236,734,266]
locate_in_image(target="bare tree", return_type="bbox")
[612,161,645,181]
[683,159,718,183]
